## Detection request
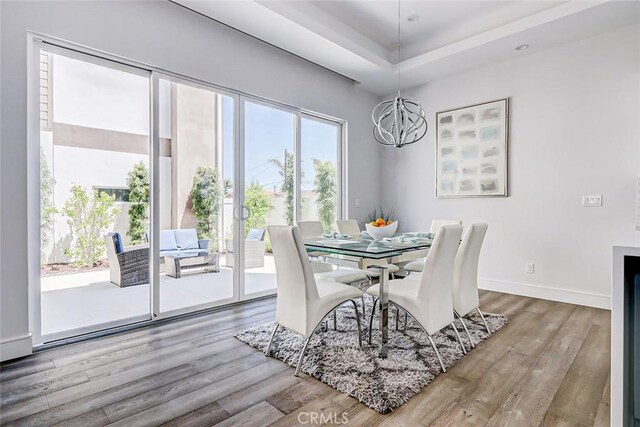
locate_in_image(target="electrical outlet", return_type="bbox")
[582,195,602,207]
[526,263,535,274]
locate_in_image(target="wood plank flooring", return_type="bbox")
[0,291,611,426]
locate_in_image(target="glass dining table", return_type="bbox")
[303,235,432,358]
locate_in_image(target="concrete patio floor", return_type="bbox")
[40,255,276,336]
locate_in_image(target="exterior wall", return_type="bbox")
[171,84,218,230]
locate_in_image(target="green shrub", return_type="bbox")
[126,162,149,245]
[62,185,119,267]
[313,159,337,233]
[190,166,222,248]
[244,181,272,235]
[40,148,57,262]
[269,151,296,225]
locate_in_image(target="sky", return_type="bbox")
[223,98,339,192]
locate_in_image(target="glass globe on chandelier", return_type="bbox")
[372,1,428,149]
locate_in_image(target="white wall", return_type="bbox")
[0,0,380,360]
[381,24,640,309]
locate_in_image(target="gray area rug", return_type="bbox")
[235,297,507,413]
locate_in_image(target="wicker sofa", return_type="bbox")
[158,229,217,278]
[105,233,149,287]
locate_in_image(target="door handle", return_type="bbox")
[241,205,251,221]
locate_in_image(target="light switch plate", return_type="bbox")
[582,195,602,207]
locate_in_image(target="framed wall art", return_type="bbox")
[436,98,509,198]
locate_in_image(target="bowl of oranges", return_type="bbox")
[365,217,398,240]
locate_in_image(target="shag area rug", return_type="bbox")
[235,298,507,413]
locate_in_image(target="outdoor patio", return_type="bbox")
[40,254,276,336]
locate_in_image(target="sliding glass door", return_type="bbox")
[241,101,296,297]
[299,116,342,232]
[239,103,344,298]
[33,40,344,344]
[154,76,237,315]
[37,46,152,341]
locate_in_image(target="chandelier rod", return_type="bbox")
[397,0,401,96]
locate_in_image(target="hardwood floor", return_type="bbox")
[0,291,611,426]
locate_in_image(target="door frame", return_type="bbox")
[28,40,154,344]
[149,72,242,320]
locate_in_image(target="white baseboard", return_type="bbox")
[0,333,33,362]
[479,278,611,310]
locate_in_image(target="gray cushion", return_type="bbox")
[174,229,199,249]
[159,230,178,251]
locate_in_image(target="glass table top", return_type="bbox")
[303,235,432,259]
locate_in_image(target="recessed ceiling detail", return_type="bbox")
[173,0,640,95]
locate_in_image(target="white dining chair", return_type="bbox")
[335,219,361,236]
[297,220,368,282]
[366,225,465,372]
[297,221,325,238]
[452,223,490,347]
[265,226,364,376]
[403,219,463,274]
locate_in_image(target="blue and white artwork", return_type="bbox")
[436,98,508,197]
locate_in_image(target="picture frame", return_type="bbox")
[435,98,509,198]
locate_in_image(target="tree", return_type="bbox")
[244,181,272,235]
[190,166,222,248]
[40,148,57,262]
[269,150,295,225]
[313,159,337,233]
[223,178,233,197]
[126,162,149,245]
[62,185,120,267]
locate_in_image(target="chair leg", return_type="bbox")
[403,311,408,329]
[451,322,467,354]
[295,335,313,377]
[454,310,475,348]
[426,334,446,373]
[477,307,491,334]
[350,300,363,347]
[400,309,446,373]
[333,309,338,330]
[395,306,400,331]
[368,297,379,345]
[265,323,280,357]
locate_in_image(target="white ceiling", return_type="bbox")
[174,0,640,95]
[308,1,564,57]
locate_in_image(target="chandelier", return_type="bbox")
[372,1,428,148]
